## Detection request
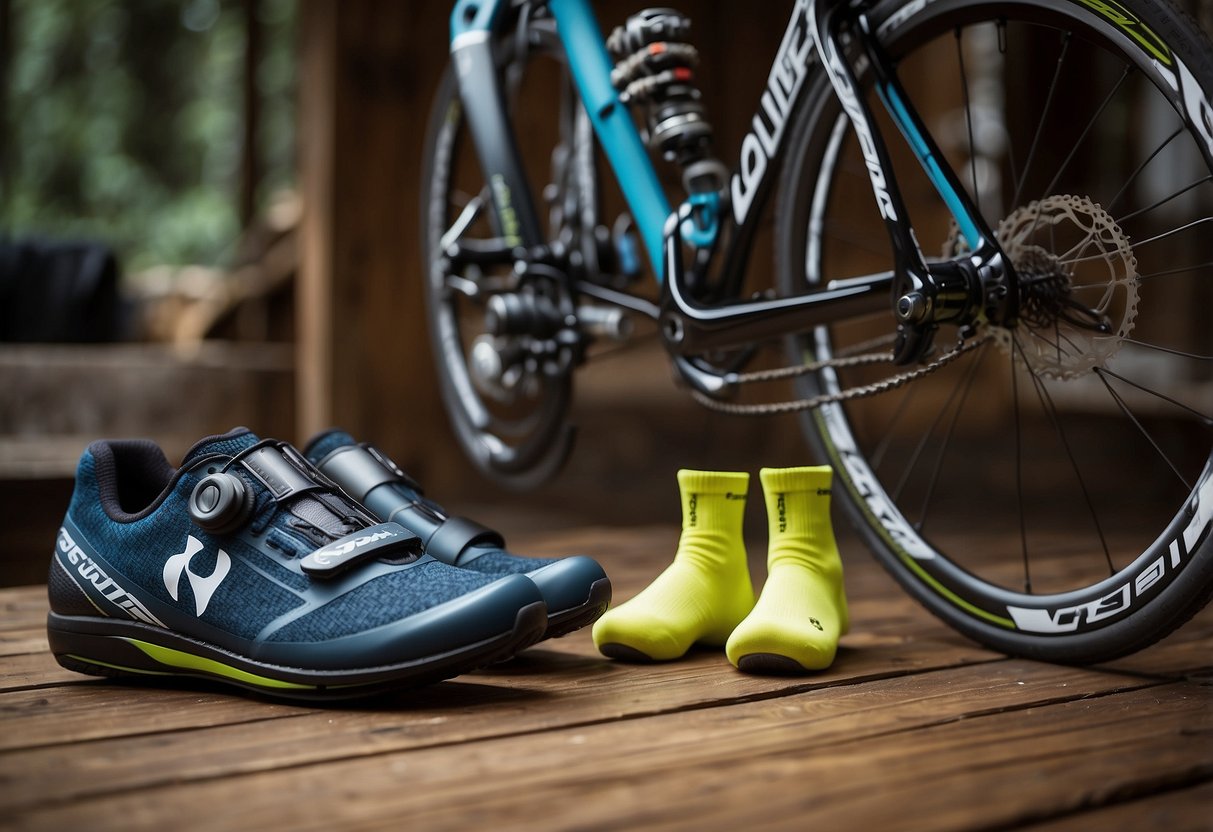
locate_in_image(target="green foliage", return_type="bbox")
[1,0,296,271]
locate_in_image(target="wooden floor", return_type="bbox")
[2,524,1211,831]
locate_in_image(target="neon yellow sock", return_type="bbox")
[726,466,849,673]
[593,470,754,661]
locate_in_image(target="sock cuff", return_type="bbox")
[760,466,833,495]
[677,469,749,496]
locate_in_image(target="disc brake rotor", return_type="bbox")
[944,195,1139,380]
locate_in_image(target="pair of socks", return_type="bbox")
[592,467,848,673]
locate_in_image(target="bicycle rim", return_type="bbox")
[419,15,578,488]
[778,0,1213,662]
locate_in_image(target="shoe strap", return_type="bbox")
[318,444,424,504]
[317,444,505,566]
[240,445,323,502]
[424,516,504,566]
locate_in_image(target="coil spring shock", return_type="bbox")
[607,9,727,197]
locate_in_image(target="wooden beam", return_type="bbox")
[295,1,451,474]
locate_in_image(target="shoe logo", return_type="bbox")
[300,523,419,577]
[56,526,165,627]
[309,529,395,567]
[163,536,231,617]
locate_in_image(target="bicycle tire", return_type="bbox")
[776,0,1213,663]
[419,12,582,489]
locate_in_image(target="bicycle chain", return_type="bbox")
[690,332,993,415]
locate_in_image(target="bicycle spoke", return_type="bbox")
[1132,260,1213,281]
[1011,31,1071,210]
[1094,365,1212,424]
[1115,175,1213,226]
[891,353,976,503]
[956,27,980,216]
[1062,217,1213,264]
[1022,325,1083,360]
[997,20,1021,211]
[1123,338,1213,361]
[915,343,987,532]
[1106,125,1184,214]
[1013,335,1114,575]
[1010,342,1031,592]
[1093,369,1196,491]
[824,220,894,258]
[1039,66,1133,201]
[871,384,919,472]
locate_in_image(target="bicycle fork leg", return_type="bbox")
[449,1,545,247]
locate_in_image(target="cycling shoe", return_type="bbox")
[48,428,547,700]
[305,430,611,638]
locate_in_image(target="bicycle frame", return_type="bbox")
[447,0,1015,374]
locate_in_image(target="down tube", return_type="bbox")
[547,0,671,279]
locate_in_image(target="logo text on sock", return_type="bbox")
[688,493,698,527]
[777,494,787,532]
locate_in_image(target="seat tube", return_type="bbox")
[547,0,671,279]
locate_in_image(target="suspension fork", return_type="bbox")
[807,0,1018,363]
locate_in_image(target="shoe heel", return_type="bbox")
[47,615,165,680]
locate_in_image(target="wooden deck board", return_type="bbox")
[1,525,1210,830]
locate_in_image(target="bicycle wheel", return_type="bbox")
[777,0,1213,662]
[420,10,594,488]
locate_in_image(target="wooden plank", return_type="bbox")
[0,685,306,755]
[7,673,1206,831]
[381,684,1209,832]
[0,660,1160,813]
[0,629,46,659]
[0,589,45,632]
[0,652,89,692]
[0,621,994,750]
[1018,781,1213,831]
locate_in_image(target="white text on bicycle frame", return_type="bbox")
[732,0,813,225]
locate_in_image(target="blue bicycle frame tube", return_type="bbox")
[547,0,672,279]
[880,83,981,251]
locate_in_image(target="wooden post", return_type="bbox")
[296,1,453,482]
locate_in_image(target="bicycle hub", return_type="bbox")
[892,259,983,364]
[485,292,566,339]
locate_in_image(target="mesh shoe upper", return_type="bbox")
[56,428,501,648]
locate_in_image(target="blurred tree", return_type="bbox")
[0,0,295,272]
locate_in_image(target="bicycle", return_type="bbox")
[419,0,1213,665]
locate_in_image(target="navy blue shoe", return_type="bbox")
[305,430,611,639]
[47,428,547,700]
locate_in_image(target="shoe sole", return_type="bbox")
[735,652,814,675]
[47,601,548,701]
[542,577,612,640]
[596,642,663,663]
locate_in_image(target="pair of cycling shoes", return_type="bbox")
[47,427,611,700]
